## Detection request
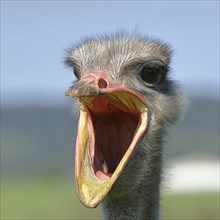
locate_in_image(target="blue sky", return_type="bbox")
[1,1,219,105]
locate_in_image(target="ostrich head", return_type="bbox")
[65,31,184,217]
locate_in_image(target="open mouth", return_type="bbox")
[75,91,148,207]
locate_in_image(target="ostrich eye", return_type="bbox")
[140,65,164,85]
[73,67,80,79]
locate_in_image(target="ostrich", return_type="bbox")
[65,31,184,220]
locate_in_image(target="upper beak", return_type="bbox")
[65,87,74,96]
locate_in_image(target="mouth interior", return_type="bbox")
[82,92,143,180]
[93,108,139,178]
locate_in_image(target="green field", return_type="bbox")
[1,178,219,220]
[1,99,219,219]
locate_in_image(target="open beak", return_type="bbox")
[66,74,148,208]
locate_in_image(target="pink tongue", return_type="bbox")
[96,171,112,180]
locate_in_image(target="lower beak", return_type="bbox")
[74,92,148,207]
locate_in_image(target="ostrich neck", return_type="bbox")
[102,141,162,220]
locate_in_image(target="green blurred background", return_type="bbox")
[1,99,219,219]
[1,1,219,219]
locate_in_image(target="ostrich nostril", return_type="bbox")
[98,78,108,89]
